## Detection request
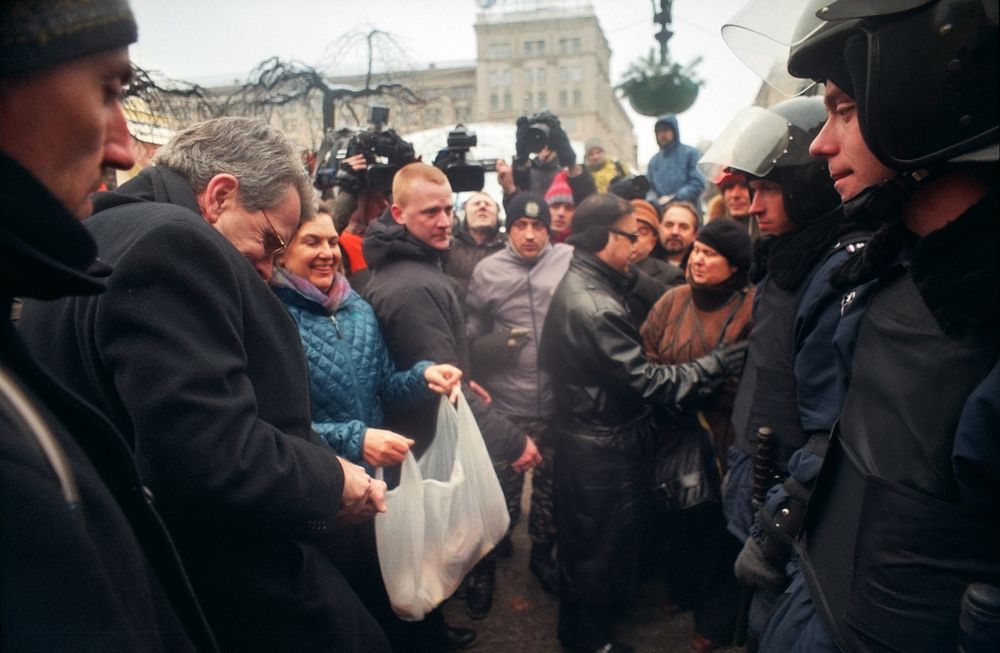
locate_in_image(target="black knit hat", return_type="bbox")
[566,193,634,252]
[506,192,550,229]
[1,0,137,76]
[696,218,752,272]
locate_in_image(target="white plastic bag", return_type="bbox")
[375,393,510,620]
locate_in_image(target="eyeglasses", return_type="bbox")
[261,209,287,258]
[607,227,640,244]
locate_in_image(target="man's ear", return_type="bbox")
[196,173,240,224]
[390,203,405,225]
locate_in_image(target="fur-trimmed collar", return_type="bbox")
[832,191,999,339]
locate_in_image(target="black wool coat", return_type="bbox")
[1,153,216,651]
[362,211,525,463]
[17,166,390,653]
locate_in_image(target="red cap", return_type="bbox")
[713,169,748,190]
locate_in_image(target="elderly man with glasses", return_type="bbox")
[18,117,393,652]
[539,193,748,653]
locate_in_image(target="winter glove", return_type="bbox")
[734,532,789,595]
[548,122,576,168]
[471,328,530,373]
[714,340,748,378]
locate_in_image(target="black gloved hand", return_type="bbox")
[714,340,748,378]
[548,122,576,168]
[515,116,530,163]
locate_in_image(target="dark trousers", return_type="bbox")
[661,501,743,642]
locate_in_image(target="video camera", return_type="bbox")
[608,174,651,201]
[313,106,415,195]
[519,110,560,154]
[432,124,495,193]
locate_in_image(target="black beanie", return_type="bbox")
[506,192,551,229]
[1,0,137,76]
[697,218,752,272]
[567,193,634,252]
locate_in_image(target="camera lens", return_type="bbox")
[525,122,550,153]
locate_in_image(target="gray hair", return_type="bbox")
[153,117,315,219]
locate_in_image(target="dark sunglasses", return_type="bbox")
[607,227,640,244]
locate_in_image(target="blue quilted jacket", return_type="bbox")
[273,278,432,464]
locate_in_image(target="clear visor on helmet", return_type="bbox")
[698,105,798,180]
[721,0,830,96]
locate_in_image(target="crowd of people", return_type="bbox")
[2,1,997,653]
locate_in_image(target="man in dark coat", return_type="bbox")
[362,162,542,652]
[539,193,747,653]
[18,117,391,652]
[1,1,215,650]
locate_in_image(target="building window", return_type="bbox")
[488,70,499,88]
[524,92,533,111]
[558,38,567,54]
[452,85,474,102]
[491,94,499,111]
[536,40,545,55]
[571,37,581,54]
[537,67,546,85]
[572,89,582,106]
[524,40,533,56]
[503,93,512,110]
[524,69,533,86]
[501,70,512,87]
[488,42,512,59]
[538,91,547,109]
[559,90,568,107]
[570,65,582,83]
[558,66,568,84]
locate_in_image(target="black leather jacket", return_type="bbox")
[541,250,727,433]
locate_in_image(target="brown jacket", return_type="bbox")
[640,282,754,469]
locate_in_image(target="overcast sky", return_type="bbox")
[127,0,763,164]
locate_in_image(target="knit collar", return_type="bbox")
[0,152,108,300]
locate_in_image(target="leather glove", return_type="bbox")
[514,116,531,163]
[548,122,576,168]
[714,340,748,378]
[471,329,529,373]
[734,532,789,595]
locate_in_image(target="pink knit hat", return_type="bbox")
[544,171,574,207]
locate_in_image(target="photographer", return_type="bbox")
[313,111,416,290]
[496,111,595,211]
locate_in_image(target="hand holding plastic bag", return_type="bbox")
[375,394,510,620]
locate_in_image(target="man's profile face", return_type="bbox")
[601,213,639,275]
[810,82,894,201]
[660,206,697,255]
[722,182,751,219]
[464,193,499,231]
[749,179,794,236]
[0,49,135,218]
[214,183,300,281]
[392,178,454,250]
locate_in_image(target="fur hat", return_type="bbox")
[506,192,550,229]
[696,218,752,272]
[544,171,574,207]
[1,0,137,76]
[630,199,659,230]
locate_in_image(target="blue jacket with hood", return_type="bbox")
[645,114,706,205]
